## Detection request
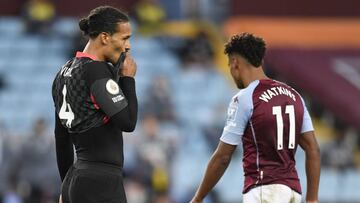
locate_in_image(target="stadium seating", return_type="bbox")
[1,18,360,202]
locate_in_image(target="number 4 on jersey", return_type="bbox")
[272,105,295,150]
[59,85,74,128]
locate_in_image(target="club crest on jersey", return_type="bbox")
[106,79,120,95]
[233,96,239,103]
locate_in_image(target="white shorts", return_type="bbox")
[243,184,302,203]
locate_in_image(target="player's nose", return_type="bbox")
[125,41,131,51]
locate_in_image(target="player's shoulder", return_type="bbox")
[272,79,304,98]
[234,80,260,99]
[231,80,260,106]
[82,60,116,80]
[83,60,113,73]
[269,79,291,89]
[53,59,73,85]
[81,59,117,86]
[55,58,74,75]
[269,79,298,92]
[260,79,305,104]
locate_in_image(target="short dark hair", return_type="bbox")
[79,6,129,38]
[224,32,266,67]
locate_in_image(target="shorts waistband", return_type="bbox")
[74,160,123,175]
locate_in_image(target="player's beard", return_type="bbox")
[108,37,125,66]
[236,79,244,89]
[107,48,122,66]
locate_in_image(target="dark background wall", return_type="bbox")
[0,0,137,16]
[1,0,359,17]
[231,0,360,17]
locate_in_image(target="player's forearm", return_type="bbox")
[119,76,136,97]
[55,116,74,181]
[305,146,320,201]
[194,153,231,201]
[115,77,137,131]
[55,136,74,181]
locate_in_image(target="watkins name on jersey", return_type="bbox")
[259,86,296,102]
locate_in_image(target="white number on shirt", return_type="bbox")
[272,105,295,150]
[59,85,74,128]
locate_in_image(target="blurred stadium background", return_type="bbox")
[0,0,360,202]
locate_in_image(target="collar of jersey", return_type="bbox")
[76,51,97,60]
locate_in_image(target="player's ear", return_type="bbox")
[233,56,240,69]
[100,32,110,45]
[228,55,236,68]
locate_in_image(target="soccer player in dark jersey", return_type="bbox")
[191,33,320,203]
[52,6,137,203]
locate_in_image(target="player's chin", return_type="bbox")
[109,54,120,65]
[115,50,125,60]
[107,58,116,66]
[236,81,244,89]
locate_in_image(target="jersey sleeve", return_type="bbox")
[85,61,128,117]
[54,113,74,181]
[300,97,314,133]
[110,77,138,132]
[220,90,254,145]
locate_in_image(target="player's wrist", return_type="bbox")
[119,75,134,78]
[118,72,135,77]
[119,76,135,84]
[119,77,135,94]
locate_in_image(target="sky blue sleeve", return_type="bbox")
[301,97,314,133]
[220,83,256,145]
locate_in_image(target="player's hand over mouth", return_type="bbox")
[120,54,137,77]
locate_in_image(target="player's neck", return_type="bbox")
[242,67,269,87]
[82,41,106,61]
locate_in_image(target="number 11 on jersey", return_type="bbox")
[59,85,74,128]
[272,105,295,150]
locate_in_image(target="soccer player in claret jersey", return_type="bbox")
[191,33,320,203]
[52,6,137,203]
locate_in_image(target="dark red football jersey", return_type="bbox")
[220,79,313,194]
